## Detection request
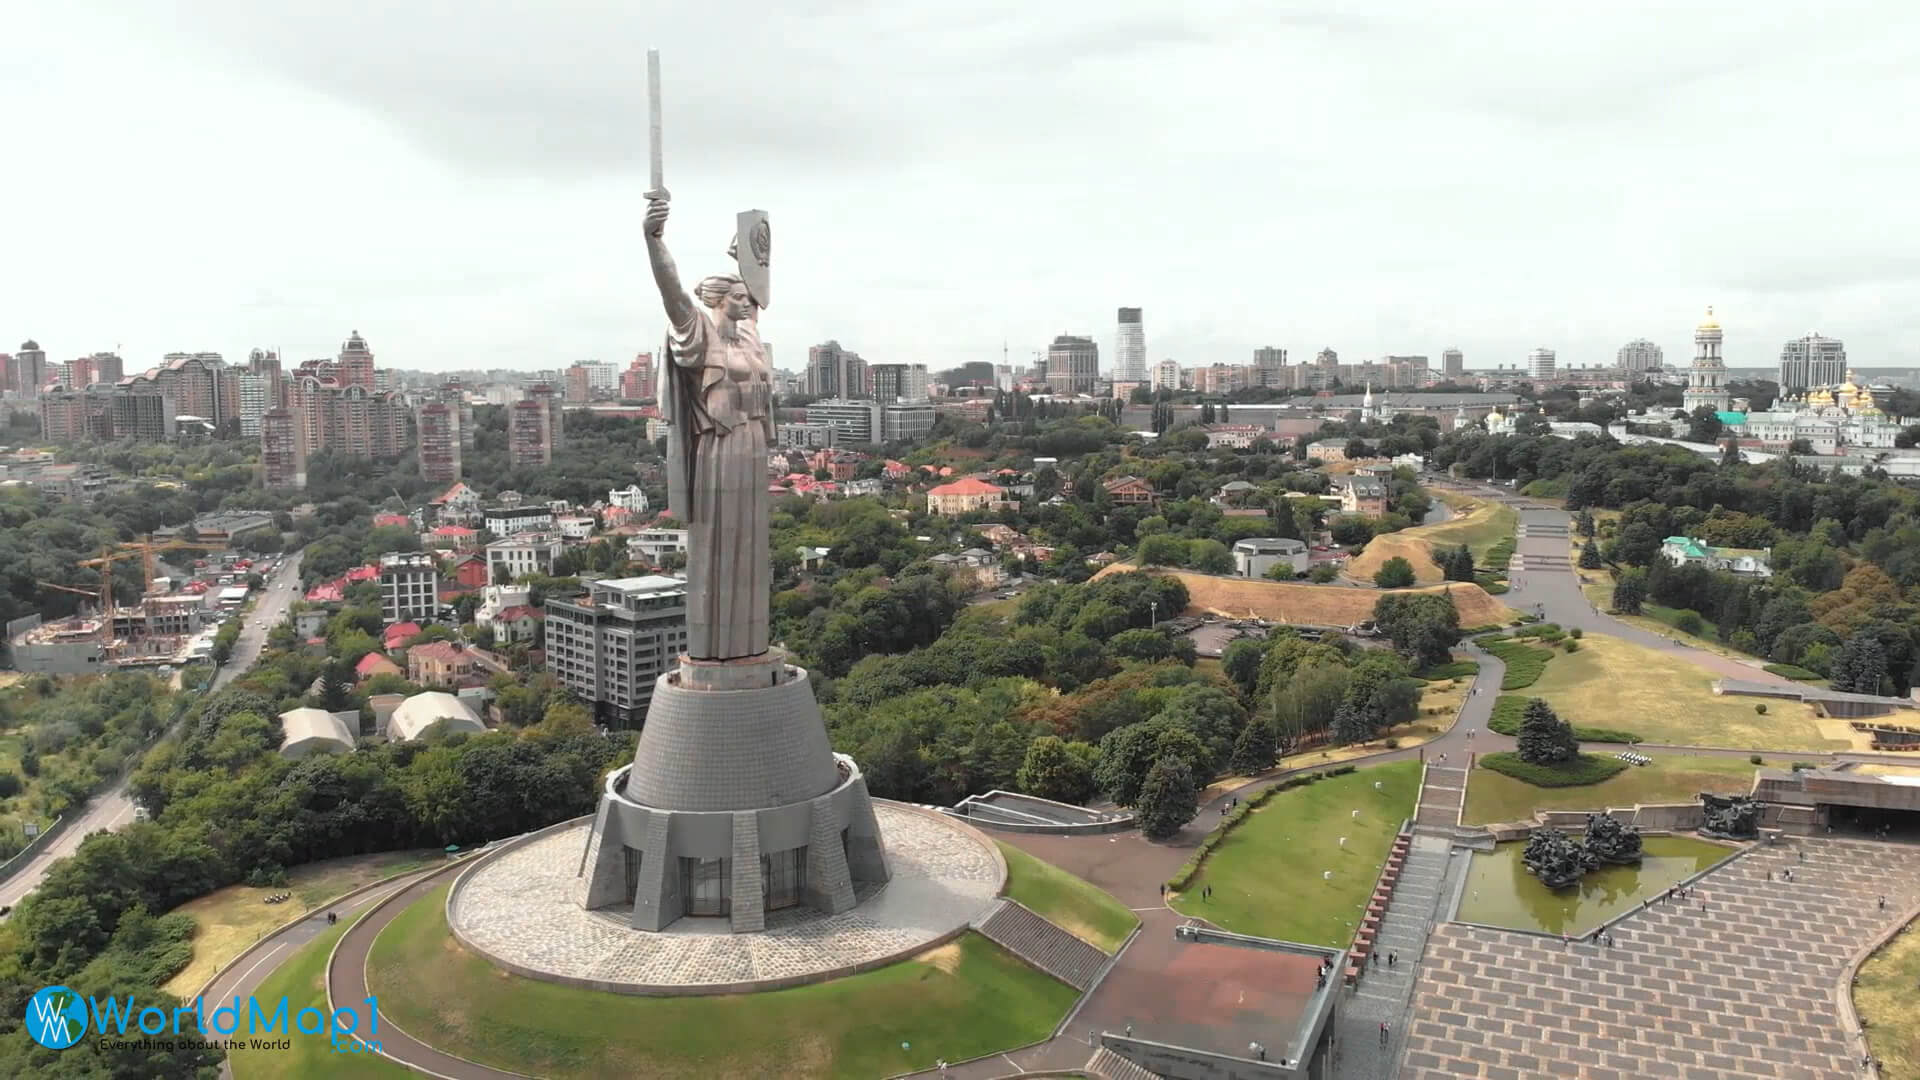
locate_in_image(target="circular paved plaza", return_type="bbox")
[447,803,1003,992]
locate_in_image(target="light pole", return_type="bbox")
[1149,601,1158,630]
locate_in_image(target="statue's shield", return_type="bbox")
[735,210,771,309]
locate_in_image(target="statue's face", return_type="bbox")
[723,283,754,320]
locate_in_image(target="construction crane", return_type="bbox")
[81,534,228,596]
[35,579,113,646]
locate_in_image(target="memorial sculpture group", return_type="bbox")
[1699,793,1761,841]
[1523,815,1645,890]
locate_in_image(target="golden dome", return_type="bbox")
[1696,305,1720,331]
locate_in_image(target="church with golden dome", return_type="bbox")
[1727,368,1910,454]
[1681,306,1730,414]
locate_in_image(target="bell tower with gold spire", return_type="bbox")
[1682,306,1731,414]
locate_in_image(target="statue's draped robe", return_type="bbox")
[662,304,773,660]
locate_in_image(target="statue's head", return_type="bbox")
[696,274,754,321]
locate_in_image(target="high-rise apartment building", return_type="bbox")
[37,388,115,442]
[527,383,563,449]
[247,348,282,409]
[378,552,440,625]
[434,382,475,449]
[1617,339,1664,374]
[1044,335,1099,396]
[283,377,407,460]
[123,352,227,426]
[1115,308,1146,381]
[1442,348,1465,379]
[110,390,176,442]
[544,575,690,727]
[1682,307,1730,413]
[11,340,47,395]
[1252,347,1288,389]
[806,341,867,399]
[1153,358,1182,391]
[417,401,462,484]
[67,352,120,388]
[260,407,309,490]
[868,363,930,402]
[564,364,592,404]
[581,360,617,393]
[1778,334,1846,391]
[234,371,270,437]
[337,331,376,389]
[508,398,553,468]
[1527,348,1557,381]
[622,352,655,400]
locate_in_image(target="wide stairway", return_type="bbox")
[1334,836,1454,1079]
[974,898,1110,991]
[1083,1046,1163,1080]
[1414,764,1467,827]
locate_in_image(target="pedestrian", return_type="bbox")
[1371,950,1379,967]
[1880,896,1887,911]
[1389,951,1397,967]
[1765,871,1771,882]
[1379,1021,1389,1046]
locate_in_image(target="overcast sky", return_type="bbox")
[8,2,1919,377]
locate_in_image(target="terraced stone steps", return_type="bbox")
[1085,1046,1164,1080]
[974,898,1109,990]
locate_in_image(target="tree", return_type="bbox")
[1136,533,1189,567]
[1308,563,1339,583]
[1373,556,1416,589]
[1516,698,1578,765]
[1373,591,1461,667]
[1578,540,1602,569]
[317,661,353,711]
[1610,570,1646,615]
[1187,539,1234,575]
[1227,717,1277,776]
[1331,700,1375,745]
[1573,509,1595,537]
[539,700,594,736]
[1830,632,1888,695]
[1440,543,1475,582]
[1095,721,1207,807]
[1135,755,1198,840]
[1016,736,1097,804]
[1220,638,1268,698]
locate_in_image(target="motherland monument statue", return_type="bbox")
[573,52,890,932]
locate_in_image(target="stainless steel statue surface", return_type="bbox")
[641,51,774,662]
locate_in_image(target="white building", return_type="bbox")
[234,371,271,438]
[1153,358,1181,391]
[1527,348,1557,381]
[278,708,359,758]
[378,552,439,625]
[1617,339,1664,374]
[486,533,564,581]
[628,528,690,565]
[608,485,650,513]
[387,691,486,742]
[1114,307,1146,381]
[1682,307,1730,414]
[484,505,554,536]
[1660,536,1772,578]
[555,514,596,541]
[474,584,532,628]
[1233,538,1309,579]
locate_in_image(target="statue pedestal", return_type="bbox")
[573,657,890,933]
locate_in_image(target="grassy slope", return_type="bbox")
[1345,494,1517,585]
[1463,753,1765,825]
[1522,634,1851,751]
[1857,915,1920,1079]
[365,884,1077,1080]
[997,841,1138,953]
[227,918,412,1080]
[164,850,436,997]
[1090,566,1516,628]
[1169,761,1420,946]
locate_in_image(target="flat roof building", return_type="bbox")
[544,575,689,728]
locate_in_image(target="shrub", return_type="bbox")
[1569,627,1583,639]
[1762,663,1822,682]
[1473,632,1510,645]
[1755,703,1767,715]
[1790,761,1816,771]
[1460,624,1504,636]
[1562,640,1580,653]
[1749,754,1763,765]
[1672,610,1707,636]
[1416,661,1480,681]
[1478,751,1627,788]
[1481,581,1510,595]
[1483,639,1554,689]
[1383,737,1400,749]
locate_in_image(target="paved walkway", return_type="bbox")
[1403,837,1920,1079]
[1332,835,1460,1080]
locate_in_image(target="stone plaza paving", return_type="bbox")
[1401,838,1920,1079]
[448,803,1002,989]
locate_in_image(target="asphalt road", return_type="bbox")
[0,550,305,915]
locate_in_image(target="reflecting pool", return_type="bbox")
[1454,834,1733,936]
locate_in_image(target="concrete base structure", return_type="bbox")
[575,654,890,932]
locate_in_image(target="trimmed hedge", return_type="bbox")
[1763,663,1823,682]
[1416,661,1481,681]
[1472,631,1510,645]
[1165,765,1358,891]
[1478,751,1627,788]
[1484,695,1639,743]
[1482,639,1554,689]
[1460,624,1505,636]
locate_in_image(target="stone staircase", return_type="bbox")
[1084,1046,1163,1080]
[1333,835,1456,1080]
[974,899,1110,991]
[1414,765,1467,827]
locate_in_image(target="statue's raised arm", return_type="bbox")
[643,199,697,336]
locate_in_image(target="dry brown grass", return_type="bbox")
[1857,914,1920,1078]
[1344,532,1448,584]
[1092,566,1516,628]
[1343,493,1516,586]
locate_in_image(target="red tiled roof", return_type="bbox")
[356,652,401,677]
[345,565,379,582]
[432,525,476,537]
[373,513,410,528]
[383,621,422,645]
[496,605,542,621]
[408,641,470,666]
[928,477,1004,496]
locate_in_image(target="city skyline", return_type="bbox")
[7,4,1919,374]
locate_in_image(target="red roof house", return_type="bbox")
[355,652,403,681]
[373,513,411,528]
[382,622,422,651]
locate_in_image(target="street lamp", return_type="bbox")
[1149,601,1158,630]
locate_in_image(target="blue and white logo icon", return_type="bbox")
[27,985,89,1049]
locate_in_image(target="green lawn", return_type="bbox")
[365,884,1078,1079]
[163,850,437,997]
[997,841,1137,953]
[1169,761,1420,946]
[227,917,412,1080]
[1516,634,1855,751]
[1857,915,1920,1080]
[1430,493,1518,565]
[1463,753,1766,825]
